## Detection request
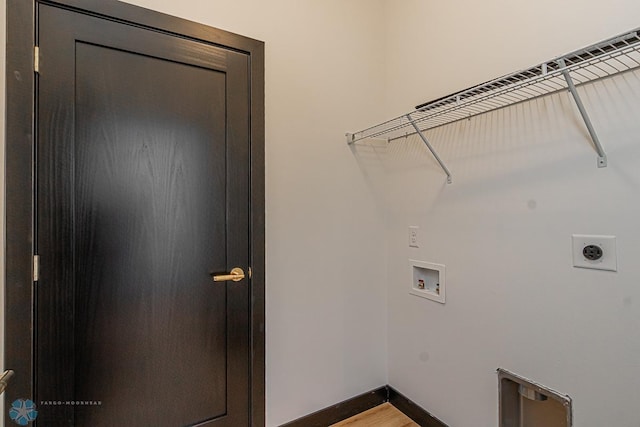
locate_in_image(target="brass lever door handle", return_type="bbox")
[0,370,14,395]
[212,267,245,282]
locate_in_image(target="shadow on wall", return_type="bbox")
[348,68,640,210]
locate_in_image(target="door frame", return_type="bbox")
[4,1,265,425]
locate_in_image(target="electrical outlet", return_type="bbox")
[409,226,419,248]
[572,234,617,271]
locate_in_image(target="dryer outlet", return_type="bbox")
[572,235,617,272]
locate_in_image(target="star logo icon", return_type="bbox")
[9,399,38,426]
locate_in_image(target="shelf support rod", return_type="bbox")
[406,114,453,184]
[558,58,607,168]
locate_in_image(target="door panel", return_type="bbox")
[36,4,250,426]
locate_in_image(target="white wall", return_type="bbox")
[375,1,640,426]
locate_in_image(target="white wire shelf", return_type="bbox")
[347,27,640,181]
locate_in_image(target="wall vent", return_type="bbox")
[498,369,572,427]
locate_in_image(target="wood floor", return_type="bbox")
[330,403,419,427]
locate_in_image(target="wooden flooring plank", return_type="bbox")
[330,403,419,427]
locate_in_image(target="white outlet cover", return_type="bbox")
[409,226,419,248]
[572,234,617,272]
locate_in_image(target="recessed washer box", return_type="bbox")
[409,260,445,304]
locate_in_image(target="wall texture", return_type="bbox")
[374,1,640,426]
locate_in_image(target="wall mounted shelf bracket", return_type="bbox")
[558,58,607,168]
[346,118,453,184]
[406,113,453,184]
[346,132,356,144]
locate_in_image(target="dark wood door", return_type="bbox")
[35,4,250,426]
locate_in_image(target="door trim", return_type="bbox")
[4,1,265,425]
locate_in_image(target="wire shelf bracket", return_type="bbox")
[406,113,453,184]
[558,58,607,167]
[347,27,640,178]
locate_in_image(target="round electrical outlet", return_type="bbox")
[583,244,603,261]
